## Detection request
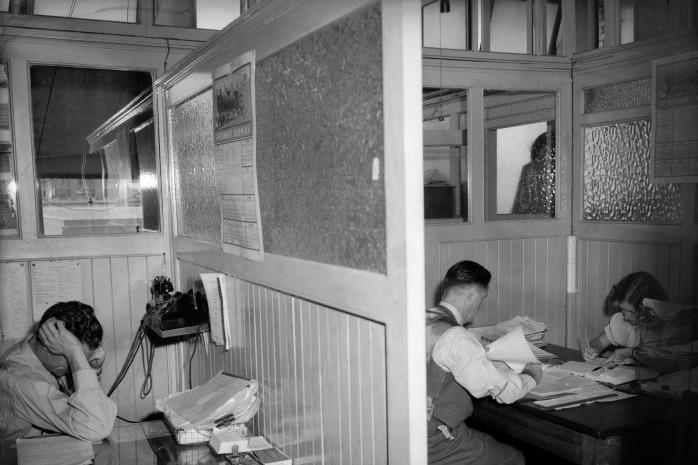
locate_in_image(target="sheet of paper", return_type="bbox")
[485,326,539,372]
[30,260,82,321]
[201,273,227,346]
[218,275,232,350]
[534,383,620,409]
[528,372,597,398]
[585,365,659,385]
[555,360,605,376]
[0,261,32,338]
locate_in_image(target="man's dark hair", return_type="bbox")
[39,301,103,351]
[443,260,492,291]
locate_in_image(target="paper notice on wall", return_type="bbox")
[201,273,231,349]
[0,262,32,338]
[212,50,264,262]
[30,260,83,323]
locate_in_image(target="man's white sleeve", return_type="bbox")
[432,326,535,404]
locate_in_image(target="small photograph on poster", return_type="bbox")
[213,63,253,145]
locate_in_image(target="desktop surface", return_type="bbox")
[0,421,230,465]
[470,344,688,465]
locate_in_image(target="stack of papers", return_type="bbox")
[471,316,548,346]
[201,273,232,349]
[156,372,259,431]
[533,383,629,410]
[484,326,539,372]
[527,367,598,399]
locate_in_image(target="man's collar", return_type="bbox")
[437,301,463,326]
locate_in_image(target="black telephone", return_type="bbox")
[146,276,209,336]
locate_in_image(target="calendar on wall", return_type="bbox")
[211,50,264,262]
[651,51,698,183]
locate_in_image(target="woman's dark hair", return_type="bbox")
[39,301,103,351]
[607,272,668,315]
[444,260,492,291]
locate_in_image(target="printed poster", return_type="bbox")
[651,51,698,183]
[0,261,31,338]
[212,50,264,261]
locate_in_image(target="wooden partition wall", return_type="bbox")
[177,260,387,463]
[427,237,568,346]
[157,1,425,463]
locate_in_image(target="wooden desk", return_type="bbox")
[0,420,231,465]
[470,345,684,465]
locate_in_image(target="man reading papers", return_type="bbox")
[426,260,542,465]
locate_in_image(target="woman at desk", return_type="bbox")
[583,271,691,367]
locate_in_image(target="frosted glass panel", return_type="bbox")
[583,120,682,223]
[583,78,651,113]
[170,90,220,242]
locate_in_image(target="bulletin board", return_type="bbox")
[255,2,386,273]
[651,51,698,183]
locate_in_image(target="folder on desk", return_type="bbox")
[16,431,94,465]
[533,383,621,410]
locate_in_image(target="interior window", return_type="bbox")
[0,61,18,237]
[422,0,470,50]
[154,0,243,30]
[16,0,138,22]
[488,0,530,53]
[484,90,556,220]
[423,87,468,221]
[1,0,247,30]
[30,65,157,236]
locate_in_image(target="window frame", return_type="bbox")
[0,60,20,239]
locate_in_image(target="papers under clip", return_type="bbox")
[201,273,232,349]
[156,372,259,431]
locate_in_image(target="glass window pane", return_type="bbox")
[32,0,137,23]
[490,0,529,53]
[422,0,469,50]
[485,90,556,220]
[30,65,156,236]
[545,0,564,55]
[423,87,468,221]
[154,0,241,30]
[620,0,635,44]
[583,120,683,223]
[0,62,18,237]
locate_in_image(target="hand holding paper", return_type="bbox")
[484,326,540,372]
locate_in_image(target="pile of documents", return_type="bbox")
[471,316,548,347]
[524,360,655,409]
[156,372,260,443]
